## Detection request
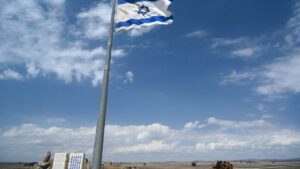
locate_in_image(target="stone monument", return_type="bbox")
[36,151,52,169]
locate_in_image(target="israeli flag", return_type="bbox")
[115,0,174,31]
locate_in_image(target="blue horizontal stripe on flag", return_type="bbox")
[115,15,173,28]
[118,0,157,5]
[118,0,173,5]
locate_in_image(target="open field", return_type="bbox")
[1,161,300,169]
[0,163,36,169]
[112,161,300,169]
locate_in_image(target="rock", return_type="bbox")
[212,161,233,169]
[43,151,51,162]
[83,158,90,169]
[37,151,52,169]
[38,161,51,169]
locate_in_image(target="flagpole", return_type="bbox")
[92,0,116,169]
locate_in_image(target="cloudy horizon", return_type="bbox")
[1,116,300,162]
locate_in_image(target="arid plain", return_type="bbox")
[1,161,300,169]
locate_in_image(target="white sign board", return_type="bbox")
[68,153,85,169]
[52,153,68,169]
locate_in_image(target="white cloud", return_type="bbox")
[77,3,111,39]
[256,54,300,95]
[231,47,260,59]
[211,37,263,60]
[113,140,176,153]
[267,129,300,146]
[123,71,134,84]
[223,53,300,96]
[183,121,206,130]
[44,0,65,6]
[256,103,264,112]
[221,2,300,97]
[46,118,66,124]
[0,123,95,161]
[136,123,171,141]
[128,26,154,37]
[0,69,23,80]
[0,0,125,86]
[285,2,300,48]
[112,49,126,58]
[207,117,270,129]
[196,139,247,152]
[211,37,247,48]
[184,121,199,130]
[1,117,300,161]
[186,30,208,38]
[222,70,255,85]
[26,63,40,78]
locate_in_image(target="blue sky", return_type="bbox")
[1,0,300,162]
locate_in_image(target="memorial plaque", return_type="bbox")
[68,153,85,169]
[52,153,68,169]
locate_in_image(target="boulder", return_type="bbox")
[212,161,233,169]
[43,151,51,162]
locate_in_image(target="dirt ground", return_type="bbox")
[111,162,300,169]
[1,161,300,169]
[0,163,36,169]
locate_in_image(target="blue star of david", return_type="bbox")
[137,5,150,16]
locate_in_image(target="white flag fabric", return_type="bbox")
[115,0,173,31]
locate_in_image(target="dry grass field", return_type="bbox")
[0,163,37,169]
[1,161,300,169]
[111,162,300,169]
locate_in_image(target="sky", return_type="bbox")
[0,0,300,162]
